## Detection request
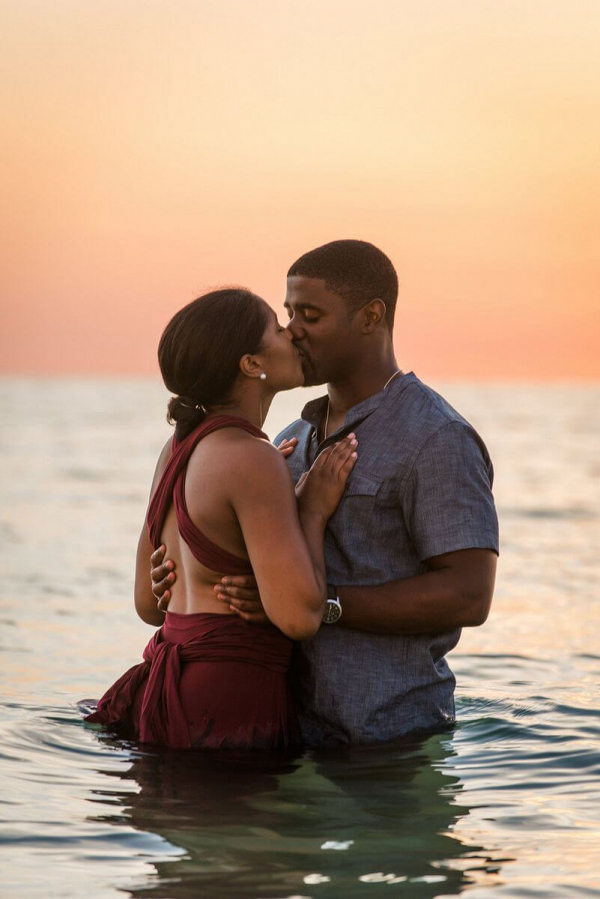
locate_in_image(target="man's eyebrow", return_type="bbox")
[283,301,324,312]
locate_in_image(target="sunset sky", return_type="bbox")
[2,0,599,379]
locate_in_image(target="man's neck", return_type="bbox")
[327,350,401,417]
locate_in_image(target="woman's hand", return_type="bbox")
[296,434,358,521]
[277,437,298,458]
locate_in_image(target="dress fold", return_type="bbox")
[86,612,298,750]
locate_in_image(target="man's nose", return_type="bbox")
[286,317,303,340]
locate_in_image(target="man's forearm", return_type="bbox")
[337,550,496,635]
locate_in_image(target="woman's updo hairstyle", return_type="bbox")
[158,288,270,441]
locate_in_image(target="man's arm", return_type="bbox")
[213,547,496,633]
[336,419,498,634]
[337,547,497,634]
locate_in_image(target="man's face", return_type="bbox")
[284,276,358,386]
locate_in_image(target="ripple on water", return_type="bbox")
[2,657,600,898]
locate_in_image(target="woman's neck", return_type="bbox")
[205,390,274,431]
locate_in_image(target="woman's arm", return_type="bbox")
[226,436,356,640]
[133,439,172,626]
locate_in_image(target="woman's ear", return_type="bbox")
[239,353,263,379]
[362,299,387,333]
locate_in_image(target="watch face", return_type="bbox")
[323,599,342,624]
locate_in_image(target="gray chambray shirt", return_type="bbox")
[275,371,499,747]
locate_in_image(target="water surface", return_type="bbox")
[1,378,599,897]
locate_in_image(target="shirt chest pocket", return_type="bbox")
[328,471,385,547]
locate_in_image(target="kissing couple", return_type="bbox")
[85,239,498,750]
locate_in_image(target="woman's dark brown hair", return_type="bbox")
[158,288,270,441]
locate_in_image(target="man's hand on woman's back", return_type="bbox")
[150,545,175,612]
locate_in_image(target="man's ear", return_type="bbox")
[361,299,386,333]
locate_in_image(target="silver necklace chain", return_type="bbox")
[324,369,402,441]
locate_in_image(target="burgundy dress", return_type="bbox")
[85,416,299,751]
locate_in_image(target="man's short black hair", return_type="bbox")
[287,239,398,329]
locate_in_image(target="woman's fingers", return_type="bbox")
[336,440,358,475]
[277,437,298,457]
[339,450,358,478]
[313,443,336,469]
[326,434,358,474]
[313,433,355,470]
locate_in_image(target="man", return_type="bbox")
[152,239,499,746]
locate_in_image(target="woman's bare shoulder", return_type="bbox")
[194,428,291,493]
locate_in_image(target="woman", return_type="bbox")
[85,288,357,751]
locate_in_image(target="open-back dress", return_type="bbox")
[85,416,299,751]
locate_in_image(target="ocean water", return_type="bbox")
[1,377,599,898]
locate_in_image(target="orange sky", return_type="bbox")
[2,0,599,378]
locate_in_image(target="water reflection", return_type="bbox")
[89,733,505,898]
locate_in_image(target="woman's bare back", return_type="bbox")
[155,427,271,615]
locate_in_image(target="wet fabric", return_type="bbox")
[147,414,269,575]
[86,612,298,750]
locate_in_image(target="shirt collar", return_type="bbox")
[301,371,417,434]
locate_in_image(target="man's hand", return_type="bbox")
[150,545,176,612]
[214,575,270,625]
[151,545,269,625]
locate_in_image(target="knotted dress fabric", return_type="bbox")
[86,613,294,749]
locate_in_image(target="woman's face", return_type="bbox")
[258,308,304,390]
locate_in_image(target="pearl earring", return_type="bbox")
[260,373,267,381]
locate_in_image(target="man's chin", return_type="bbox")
[298,355,326,388]
[301,372,326,388]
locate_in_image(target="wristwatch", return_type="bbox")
[323,584,342,624]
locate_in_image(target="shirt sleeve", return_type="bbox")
[404,420,499,561]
